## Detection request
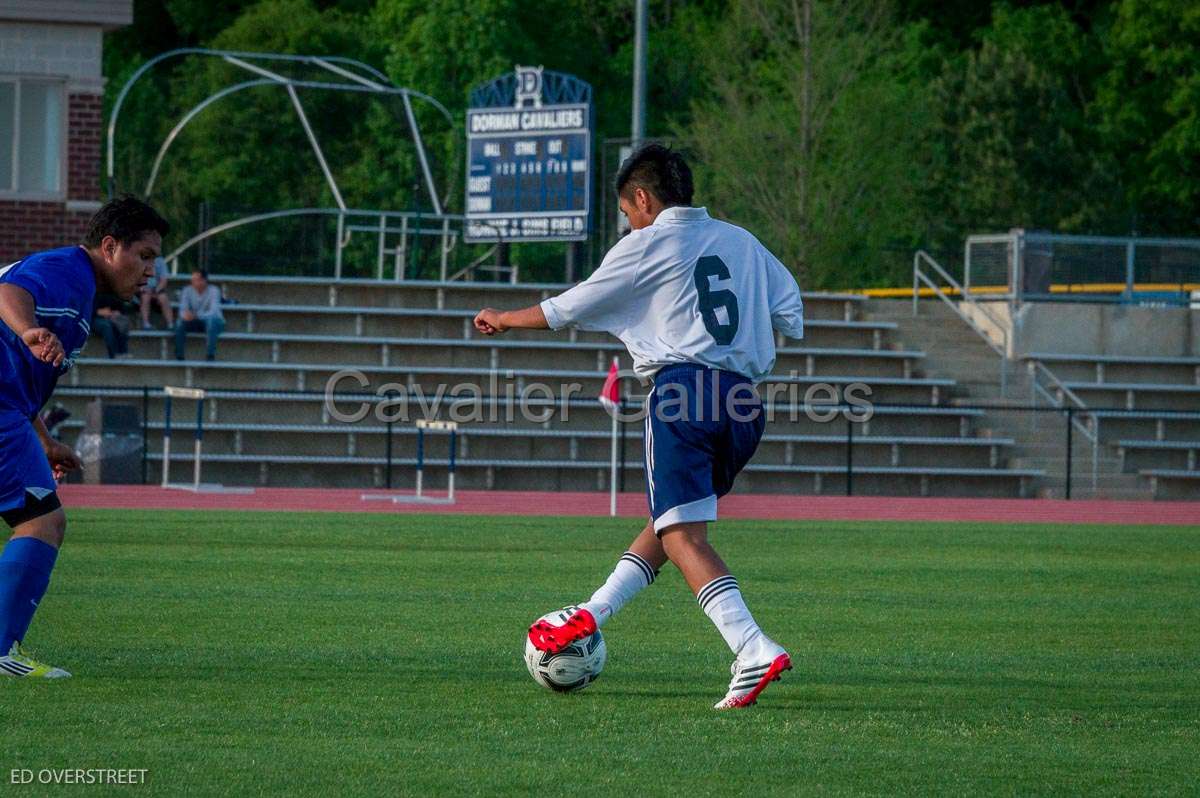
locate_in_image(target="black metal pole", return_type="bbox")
[385,418,394,490]
[141,385,149,485]
[846,411,854,497]
[619,398,627,493]
[1065,406,1073,500]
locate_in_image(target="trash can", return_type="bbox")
[75,399,143,485]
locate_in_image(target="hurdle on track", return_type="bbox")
[161,386,254,494]
[361,419,458,505]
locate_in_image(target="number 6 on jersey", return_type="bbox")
[694,255,740,345]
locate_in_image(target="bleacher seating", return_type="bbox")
[1025,352,1200,499]
[57,276,1046,497]
[1138,470,1200,501]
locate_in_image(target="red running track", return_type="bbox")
[57,485,1200,526]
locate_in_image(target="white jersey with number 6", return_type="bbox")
[539,206,804,383]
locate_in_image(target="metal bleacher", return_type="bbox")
[1024,352,1200,499]
[58,275,1046,497]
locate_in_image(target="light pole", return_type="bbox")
[631,0,647,146]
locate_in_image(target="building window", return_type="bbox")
[0,78,65,198]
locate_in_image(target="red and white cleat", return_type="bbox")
[528,606,598,655]
[713,650,792,710]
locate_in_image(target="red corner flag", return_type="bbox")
[599,356,620,412]
[600,356,620,516]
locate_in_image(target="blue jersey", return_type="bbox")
[0,246,96,419]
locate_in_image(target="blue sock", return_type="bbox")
[0,537,59,651]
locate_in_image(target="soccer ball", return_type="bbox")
[523,606,607,692]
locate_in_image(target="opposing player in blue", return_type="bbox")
[475,144,805,709]
[0,196,169,678]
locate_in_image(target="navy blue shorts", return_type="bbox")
[0,410,58,526]
[643,364,765,534]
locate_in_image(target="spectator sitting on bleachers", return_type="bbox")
[140,255,174,330]
[92,291,133,359]
[174,269,225,362]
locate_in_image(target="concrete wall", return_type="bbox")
[955,298,1200,355]
[0,3,131,29]
[970,301,1200,357]
[0,20,111,261]
[1013,302,1199,357]
[959,301,1011,353]
[0,22,104,94]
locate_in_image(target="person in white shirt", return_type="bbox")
[474,144,804,709]
[139,256,174,330]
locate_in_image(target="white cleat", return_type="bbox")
[714,643,791,710]
[0,642,71,679]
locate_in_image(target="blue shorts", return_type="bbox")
[643,364,765,533]
[0,410,57,518]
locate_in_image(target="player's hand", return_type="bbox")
[21,327,65,367]
[474,308,508,336]
[44,440,82,481]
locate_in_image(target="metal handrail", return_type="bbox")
[164,207,466,281]
[165,208,524,283]
[1026,359,1090,416]
[912,250,1009,393]
[913,249,1108,494]
[1026,358,1099,490]
[447,244,500,282]
[108,48,453,194]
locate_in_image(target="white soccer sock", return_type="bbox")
[579,551,658,626]
[697,574,767,658]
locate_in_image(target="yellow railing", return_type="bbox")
[843,282,1200,298]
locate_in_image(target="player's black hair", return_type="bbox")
[83,195,170,249]
[192,269,209,280]
[615,143,693,207]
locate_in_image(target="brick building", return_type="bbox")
[0,1,131,263]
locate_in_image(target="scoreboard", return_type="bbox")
[464,101,591,243]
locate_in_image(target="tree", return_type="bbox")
[923,4,1119,251]
[370,0,724,280]
[100,0,1196,285]
[681,0,932,287]
[1096,0,1200,232]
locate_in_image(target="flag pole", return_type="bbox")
[609,357,619,517]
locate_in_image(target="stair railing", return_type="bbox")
[1027,358,1099,491]
[912,250,1010,395]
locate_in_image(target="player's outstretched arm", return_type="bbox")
[0,283,65,367]
[475,231,644,337]
[34,415,81,481]
[474,304,549,336]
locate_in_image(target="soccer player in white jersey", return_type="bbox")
[474,144,805,709]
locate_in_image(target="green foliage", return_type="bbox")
[682,1,933,287]
[923,4,1121,253]
[1096,0,1200,231]
[102,0,1200,287]
[165,0,260,42]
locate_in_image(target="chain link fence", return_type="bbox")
[965,230,1200,305]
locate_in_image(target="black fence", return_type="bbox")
[51,385,1200,500]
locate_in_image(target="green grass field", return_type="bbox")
[3,509,1198,796]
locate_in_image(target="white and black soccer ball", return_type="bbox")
[523,606,607,692]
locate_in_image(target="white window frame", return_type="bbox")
[0,75,68,202]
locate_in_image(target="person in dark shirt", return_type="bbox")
[92,292,134,359]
